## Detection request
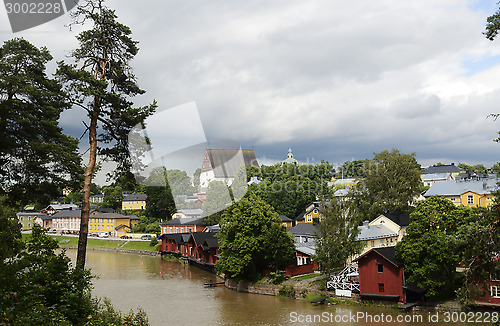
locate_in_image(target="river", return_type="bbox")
[64,248,477,326]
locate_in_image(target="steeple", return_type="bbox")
[283,148,298,164]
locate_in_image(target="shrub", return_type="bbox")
[278,284,295,298]
[269,270,288,285]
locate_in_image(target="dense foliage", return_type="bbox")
[0,38,82,206]
[215,193,295,280]
[314,199,363,274]
[348,149,422,220]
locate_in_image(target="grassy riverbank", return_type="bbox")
[22,234,159,252]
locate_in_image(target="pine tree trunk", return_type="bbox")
[76,105,99,270]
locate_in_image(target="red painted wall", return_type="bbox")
[477,280,500,305]
[357,252,404,302]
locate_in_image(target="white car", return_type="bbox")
[98,232,109,238]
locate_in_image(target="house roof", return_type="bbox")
[92,212,139,220]
[356,223,398,241]
[175,209,203,216]
[205,149,260,178]
[52,210,82,218]
[16,212,45,216]
[295,242,316,256]
[334,189,349,197]
[279,215,293,222]
[288,223,319,237]
[204,224,220,232]
[46,204,79,211]
[39,215,52,221]
[189,232,217,247]
[94,207,115,213]
[122,194,147,201]
[353,247,402,267]
[424,179,500,197]
[421,164,461,174]
[382,212,410,227]
[162,217,205,226]
[422,173,451,181]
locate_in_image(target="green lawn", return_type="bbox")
[292,273,319,281]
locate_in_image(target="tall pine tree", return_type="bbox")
[57,0,156,270]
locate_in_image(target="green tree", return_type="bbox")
[57,0,156,269]
[202,180,232,224]
[215,193,295,280]
[395,196,472,299]
[337,160,368,178]
[349,149,422,220]
[102,185,124,210]
[0,38,82,206]
[314,199,363,275]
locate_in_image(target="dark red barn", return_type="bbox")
[353,247,405,302]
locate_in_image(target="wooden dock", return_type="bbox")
[398,302,419,310]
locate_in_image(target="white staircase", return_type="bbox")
[327,262,359,297]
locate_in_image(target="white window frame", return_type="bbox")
[306,214,312,223]
[491,286,500,298]
[467,195,474,205]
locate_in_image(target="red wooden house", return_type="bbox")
[475,264,500,307]
[353,247,405,302]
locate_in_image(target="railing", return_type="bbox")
[327,262,359,292]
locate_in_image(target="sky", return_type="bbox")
[2,0,500,182]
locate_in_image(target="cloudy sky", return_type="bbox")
[2,0,500,179]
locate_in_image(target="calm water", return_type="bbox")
[64,249,473,326]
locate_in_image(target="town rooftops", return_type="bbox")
[421,164,461,174]
[16,211,46,216]
[46,204,79,211]
[424,179,500,197]
[279,215,293,223]
[295,242,316,256]
[288,223,319,237]
[204,149,260,178]
[123,194,147,201]
[92,212,139,220]
[353,246,402,267]
[176,209,203,216]
[52,210,82,218]
[356,222,398,241]
[162,217,205,226]
[422,173,452,181]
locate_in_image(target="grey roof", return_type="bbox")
[334,189,349,197]
[204,224,221,232]
[162,217,205,226]
[205,149,260,178]
[356,223,398,241]
[52,210,82,218]
[16,212,45,216]
[424,179,500,197]
[279,215,293,222]
[294,242,316,256]
[422,164,461,174]
[422,173,451,181]
[92,212,139,220]
[123,194,147,201]
[46,204,79,210]
[40,215,52,221]
[176,209,203,216]
[288,223,319,237]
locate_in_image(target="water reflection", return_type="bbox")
[63,249,467,326]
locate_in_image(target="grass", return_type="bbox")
[292,273,318,281]
[44,236,158,252]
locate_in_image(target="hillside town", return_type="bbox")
[15,147,500,309]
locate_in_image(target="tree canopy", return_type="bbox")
[215,193,295,280]
[314,199,363,275]
[348,149,422,220]
[395,196,473,299]
[0,38,82,206]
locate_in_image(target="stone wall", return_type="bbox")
[225,279,280,296]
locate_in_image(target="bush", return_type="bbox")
[149,236,158,247]
[278,284,295,298]
[269,270,288,285]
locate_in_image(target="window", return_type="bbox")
[491,286,500,298]
[176,228,179,233]
[28,216,31,221]
[378,264,384,273]
[380,239,385,245]
[20,216,23,221]
[371,240,375,247]
[180,228,184,233]
[188,228,192,233]
[467,195,474,205]
[28,223,31,227]
[313,209,318,214]
[306,214,312,223]
[378,283,385,293]
[169,227,173,233]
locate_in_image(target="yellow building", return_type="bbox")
[278,215,294,228]
[295,202,323,224]
[121,194,147,211]
[424,179,497,208]
[89,212,139,236]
